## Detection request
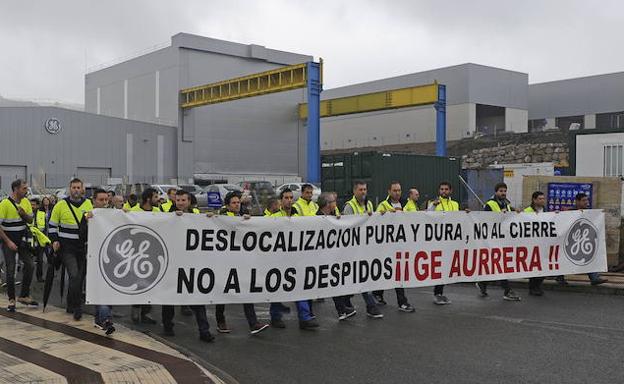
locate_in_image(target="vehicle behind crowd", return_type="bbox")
[179,184,208,207]
[276,182,321,202]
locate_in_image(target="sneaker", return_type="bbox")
[141,314,157,325]
[96,319,116,335]
[73,308,82,321]
[299,319,319,330]
[180,306,193,316]
[104,322,116,336]
[345,308,357,319]
[373,293,387,305]
[270,319,286,328]
[399,303,416,312]
[366,306,384,319]
[591,278,608,286]
[503,290,521,301]
[433,295,451,305]
[199,332,215,343]
[7,299,16,313]
[163,327,175,337]
[217,322,231,333]
[309,313,317,320]
[338,312,348,321]
[250,323,270,335]
[17,297,39,307]
[476,283,488,297]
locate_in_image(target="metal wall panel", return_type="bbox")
[321,152,461,208]
[0,107,177,189]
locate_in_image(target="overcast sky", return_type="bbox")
[1,0,623,105]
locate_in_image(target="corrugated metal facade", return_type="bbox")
[85,33,313,181]
[321,152,461,209]
[0,107,177,192]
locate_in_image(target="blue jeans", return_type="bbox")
[361,292,377,309]
[587,272,601,282]
[95,305,112,324]
[271,300,313,321]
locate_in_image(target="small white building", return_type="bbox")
[575,130,624,177]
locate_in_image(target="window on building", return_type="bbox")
[476,104,505,135]
[596,111,624,130]
[528,119,547,132]
[555,115,584,130]
[604,144,624,176]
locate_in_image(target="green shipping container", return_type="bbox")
[321,152,461,210]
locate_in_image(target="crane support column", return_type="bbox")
[435,84,447,157]
[306,61,322,183]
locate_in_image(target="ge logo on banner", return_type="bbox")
[99,225,168,295]
[564,218,598,266]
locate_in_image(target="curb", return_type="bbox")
[144,330,239,384]
[509,279,624,296]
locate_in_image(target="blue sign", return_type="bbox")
[207,192,223,209]
[547,182,593,211]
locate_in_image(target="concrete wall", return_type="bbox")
[576,132,624,177]
[0,107,177,191]
[522,175,622,265]
[506,108,529,133]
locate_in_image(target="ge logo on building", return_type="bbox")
[99,225,168,295]
[564,218,599,266]
[44,118,62,134]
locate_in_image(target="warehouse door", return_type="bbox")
[76,167,111,186]
[0,165,27,194]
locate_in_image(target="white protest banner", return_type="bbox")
[85,209,607,305]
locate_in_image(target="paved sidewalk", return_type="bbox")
[0,297,223,384]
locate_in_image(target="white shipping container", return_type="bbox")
[489,163,555,208]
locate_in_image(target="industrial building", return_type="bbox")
[0,106,176,192]
[529,71,624,131]
[85,33,314,184]
[4,32,624,195]
[320,63,528,151]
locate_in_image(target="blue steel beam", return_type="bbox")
[435,84,447,157]
[306,62,322,183]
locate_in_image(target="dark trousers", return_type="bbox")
[61,249,86,312]
[33,247,44,281]
[373,288,408,306]
[215,304,258,328]
[332,295,352,313]
[433,285,445,296]
[132,305,152,316]
[529,277,544,290]
[162,305,211,336]
[2,243,34,300]
[478,280,511,294]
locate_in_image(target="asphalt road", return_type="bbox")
[68,284,624,384]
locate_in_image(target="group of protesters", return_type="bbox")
[0,177,607,342]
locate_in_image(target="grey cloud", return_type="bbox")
[0,0,623,104]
